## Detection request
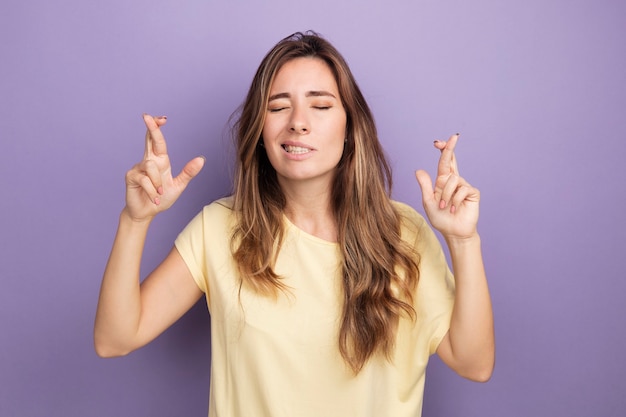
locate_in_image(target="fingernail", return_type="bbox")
[154,197,160,205]
[439,200,446,209]
[450,205,456,214]
[157,186,164,195]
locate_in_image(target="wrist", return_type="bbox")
[445,232,481,250]
[120,207,154,228]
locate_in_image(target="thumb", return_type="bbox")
[175,156,205,187]
[415,170,435,206]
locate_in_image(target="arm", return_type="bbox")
[94,114,205,358]
[415,134,495,382]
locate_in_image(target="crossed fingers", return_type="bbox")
[433,134,475,213]
[143,114,168,160]
[435,133,459,176]
[127,114,169,206]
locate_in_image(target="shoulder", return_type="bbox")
[205,195,234,211]
[198,196,235,220]
[391,200,443,253]
[391,200,427,235]
[180,196,236,236]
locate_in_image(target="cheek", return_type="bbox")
[261,128,271,148]
[261,119,281,143]
[332,114,348,139]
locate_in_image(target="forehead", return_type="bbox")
[270,57,338,93]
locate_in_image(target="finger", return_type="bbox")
[415,170,436,208]
[451,182,479,206]
[139,175,162,205]
[433,140,458,175]
[141,159,163,195]
[143,114,169,159]
[439,174,460,210]
[143,114,156,158]
[436,133,460,177]
[434,138,459,174]
[173,156,206,189]
[155,115,167,127]
[126,165,161,205]
[448,184,470,213]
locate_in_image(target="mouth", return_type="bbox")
[282,144,313,154]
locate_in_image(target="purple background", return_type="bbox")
[1,1,624,416]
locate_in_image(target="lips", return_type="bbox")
[282,144,312,154]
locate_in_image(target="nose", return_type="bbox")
[290,124,308,134]
[289,106,309,134]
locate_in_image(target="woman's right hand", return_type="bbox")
[124,114,205,222]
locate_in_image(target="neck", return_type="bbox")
[280,180,337,242]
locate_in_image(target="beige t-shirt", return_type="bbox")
[175,197,455,417]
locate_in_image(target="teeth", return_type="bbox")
[284,145,311,154]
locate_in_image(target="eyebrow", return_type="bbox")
[268,91,337,101]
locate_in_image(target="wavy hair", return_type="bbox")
[231,31,420,373]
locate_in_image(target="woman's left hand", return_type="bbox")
[415,134,480,241]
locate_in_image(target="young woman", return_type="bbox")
[95,32,494,416]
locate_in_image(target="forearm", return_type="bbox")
[446,233,495,378]
[94,209,152,357]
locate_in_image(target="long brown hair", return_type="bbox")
[231,31,420,373]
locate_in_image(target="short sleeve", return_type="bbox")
[175,210,209,294]
[394,201,456,355]
[416,220,455,354]
[174,197,236,304]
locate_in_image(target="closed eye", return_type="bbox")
[268,107,288,113]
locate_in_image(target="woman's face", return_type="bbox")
[262,57,347,189]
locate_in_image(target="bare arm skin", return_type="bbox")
[415,134,495,382]
[94,115,205,357]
